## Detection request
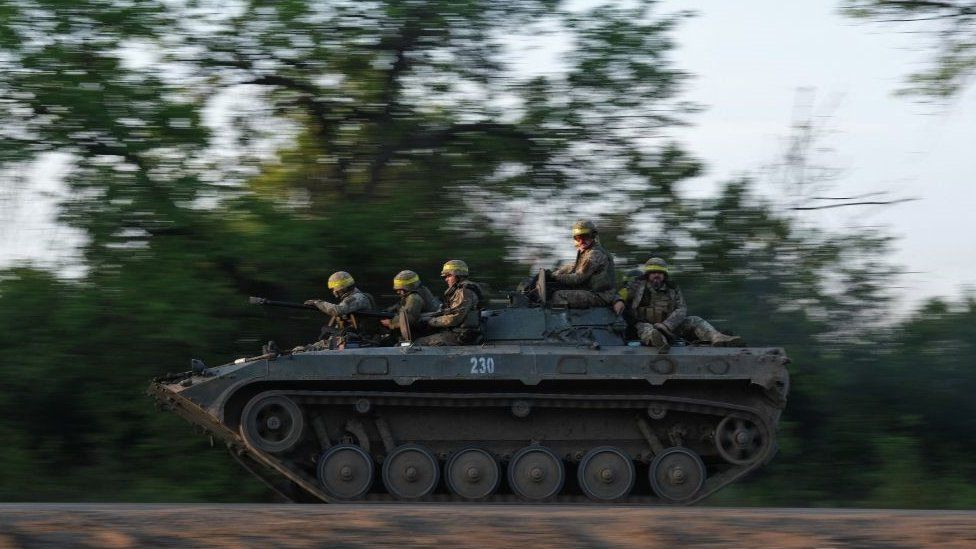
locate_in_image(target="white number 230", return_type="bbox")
[469,357,495,374]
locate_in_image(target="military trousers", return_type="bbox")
[550,290,607,308]
[636,316,721,346]
[414,329,479,346]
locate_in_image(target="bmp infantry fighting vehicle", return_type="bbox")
[150,289,790,504]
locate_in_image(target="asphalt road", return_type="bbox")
[1,504,975,548]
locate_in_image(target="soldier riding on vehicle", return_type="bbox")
[295,271,377,351]
[380,269,442,340]
[414,259,483,346]
[613,258,741,349]
[545,219,618,308]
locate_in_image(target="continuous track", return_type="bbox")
[151,384,778,505]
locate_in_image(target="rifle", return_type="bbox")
[249,296,398,320]
[250,296,441,342]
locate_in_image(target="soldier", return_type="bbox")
[547,219,618,308]
[379,269,442,337]
[305,271,375,316]
[414,259,483,346]
[294,271,376,351]
[612,258,740,348]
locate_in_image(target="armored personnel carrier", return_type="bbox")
[150,297,790,504]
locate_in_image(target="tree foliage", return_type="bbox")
[841,1,976,98]
[0,0,974,506]
[0,0,701,501]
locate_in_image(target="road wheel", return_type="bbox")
[649,447,706,503]
[317,444,373,500]
[578,446,635,501]
[382,444,440,500]
[445,447,500,500]
[508,445,564,501]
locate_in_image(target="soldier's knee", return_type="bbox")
[549,291,569,306]
[550,290,602,309]
[415,332,461,346]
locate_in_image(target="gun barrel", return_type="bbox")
[356,310,396,319]
[249,297,317,310]
[250,297,396,318]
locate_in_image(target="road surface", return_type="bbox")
[1,504,975,547]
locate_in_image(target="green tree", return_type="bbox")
[4,0,972,507]
[0,0,705,500]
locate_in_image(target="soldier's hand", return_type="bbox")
[612,301,625,315]
[380,319,391,329]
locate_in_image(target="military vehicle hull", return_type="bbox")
[151,314,790,504]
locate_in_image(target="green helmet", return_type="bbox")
[440,259,469,277]
[393,270,420,291]
[572,219,598,237]
[327,271,355,291]
[642,257,669,274]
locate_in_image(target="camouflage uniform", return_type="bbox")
[300,287,377,350]
[389,285,441,329]
[414,281,482,346]
[618,278,732,347]
[550,242,618,308]
[310,287,374,317]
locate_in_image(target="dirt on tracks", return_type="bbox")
[1,504,975,548]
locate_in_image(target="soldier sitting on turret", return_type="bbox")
[380,269,442,341]
[543,219,618,308]
[294,271,377,351]
[612,258,741,348]
[414,260,483,346]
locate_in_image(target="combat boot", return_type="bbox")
[710,333,742,347]
[649,328,669,348]
[639,327,670,353]
[639,326,662,347]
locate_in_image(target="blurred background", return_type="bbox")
[0,0,973,506]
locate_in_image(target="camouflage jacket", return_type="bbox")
[416,285,442,312]
[552,242,617,301]
[619,278,687,331]
[312,287,374,317]
[427,280,482,331]
[389,285,441,326]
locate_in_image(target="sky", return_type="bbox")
[663,0,976,311]
[1,1,974,311]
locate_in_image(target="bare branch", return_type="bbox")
[791,197,919,210]
[809,191,890,200]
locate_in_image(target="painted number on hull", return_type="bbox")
[470,357,495,374]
